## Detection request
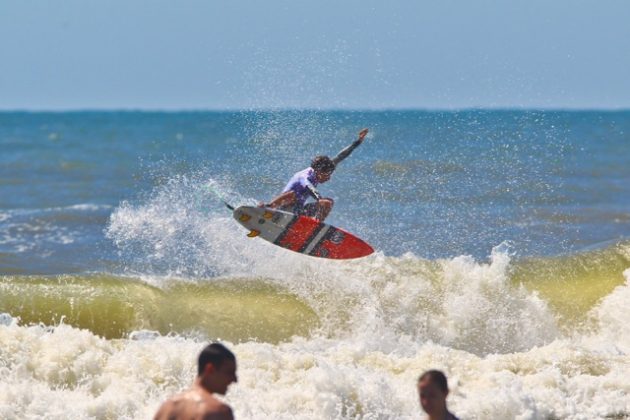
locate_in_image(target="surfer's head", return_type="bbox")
[311,155,335,183]
[197,342,238,394]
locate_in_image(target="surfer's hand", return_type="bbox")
[358,128,368,142]
[257,201,267,208]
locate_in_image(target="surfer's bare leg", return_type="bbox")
[315,198,333,221]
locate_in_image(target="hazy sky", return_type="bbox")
[1,0,629,110]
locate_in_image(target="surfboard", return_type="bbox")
[233,206,374,259]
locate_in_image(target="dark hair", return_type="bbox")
[419,370,448,393]
[311,155,335,174]
[198,343,235,376]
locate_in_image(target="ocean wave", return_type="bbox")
[0,275,317,343]
[513,240,630,327]
[2,241,628,356]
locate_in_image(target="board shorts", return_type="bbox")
[280,202,319,218]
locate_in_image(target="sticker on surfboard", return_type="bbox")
[233,206,374,259]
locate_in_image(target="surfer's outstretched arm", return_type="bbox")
[332,128,369,166]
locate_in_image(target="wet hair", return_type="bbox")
[418,370,449,393]
[311,155,336,174]
[198,342,235,376]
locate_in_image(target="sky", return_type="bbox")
[1,0,629,110]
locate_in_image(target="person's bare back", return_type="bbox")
[154,385,234,420]
[154,343,238,420]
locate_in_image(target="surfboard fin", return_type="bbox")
[263,211,274,219]
[239,214,252,222]
[247,229,260,238]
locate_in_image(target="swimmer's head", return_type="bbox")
[198,343,238,395]
[418,370,449,416]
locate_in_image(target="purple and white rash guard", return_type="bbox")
[281,167,322,209]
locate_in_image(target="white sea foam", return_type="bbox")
[588,268,630,353]
[128,329,161,341]
[0,321,201,419]
[66,204,113,212]
[1,302,628,420]
[106,176,287,278]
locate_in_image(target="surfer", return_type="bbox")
[417,370,460,420]
[261,128,369,221]
[154,342,238,420]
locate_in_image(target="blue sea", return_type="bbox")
[1,110,629,419]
